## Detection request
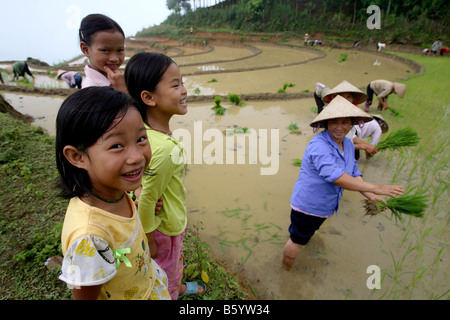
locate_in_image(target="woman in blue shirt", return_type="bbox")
[282,96,404,271]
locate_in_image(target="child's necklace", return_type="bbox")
[150,126,172,136]
[90,191,126,203]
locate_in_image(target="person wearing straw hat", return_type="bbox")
[56,70,83,89]
[282,96,404,271]
[364,80,407,112]
[321,80,368,106]
[322,80,379,158]
[355,114,388,147]
[5,65,13,79]
[314,80,366,114]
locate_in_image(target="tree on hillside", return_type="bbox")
[167,0,192,15]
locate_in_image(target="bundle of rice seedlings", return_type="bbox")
[212,96,226,115]
[292,158,302,167]
[363,192,428,220]
[388,107,403,117]
[228,93,244,106]
[376,127,420,151]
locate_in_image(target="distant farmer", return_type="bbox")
[377,42,386,51]
[0,72,4,85]
[364,80,407,112]
[304,33,309,46]
[6,61,35,81]
[313,83,330,114]
[431,39,442,56]
[57,70,83,89]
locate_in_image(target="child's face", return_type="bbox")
[82,108,150,200]
[150,63,188,116]
[81,30,125,76]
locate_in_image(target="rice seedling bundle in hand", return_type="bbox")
[388,107,403,117]
[363,192,429,221]
[376,127,420,151]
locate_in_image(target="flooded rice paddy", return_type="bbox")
[1,39,446,299]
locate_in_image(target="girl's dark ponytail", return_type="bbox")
[79,14,124,46]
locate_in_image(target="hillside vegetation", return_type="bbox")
[144,0,448,46]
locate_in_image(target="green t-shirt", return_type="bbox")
[138,129,187,236]
[12,61,26,76]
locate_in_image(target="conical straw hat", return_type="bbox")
[5,65,13,75]
[310,95,373,128]
[322,80,368,104]
[56,70,67,79]
[393,82,407,98]
[372,114,389,133]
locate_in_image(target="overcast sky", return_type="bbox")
[0,0,172,65]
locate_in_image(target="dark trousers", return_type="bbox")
[366,83,375,102]
[314,92,325,114]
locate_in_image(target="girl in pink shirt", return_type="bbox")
[79,14,128,94]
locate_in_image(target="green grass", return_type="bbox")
[368,53,449,300]
[0,110,249,300]
[0,114,69,299]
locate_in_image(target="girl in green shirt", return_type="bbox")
[125,52,205,299]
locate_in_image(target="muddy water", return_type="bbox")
[170,100,412,300]
[183,48,411,95]
[1,93,63,136]
[177,44,318,75]
[1,73,66,89]
[174,45,252,66]
[1,44,425,299]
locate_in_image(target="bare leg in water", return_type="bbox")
[282,239,303,271]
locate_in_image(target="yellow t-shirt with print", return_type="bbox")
[59,195,170,300]
[138,129,187,236]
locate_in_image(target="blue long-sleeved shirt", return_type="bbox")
[290,130,362,217]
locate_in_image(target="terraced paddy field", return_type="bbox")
[1,33,447,300]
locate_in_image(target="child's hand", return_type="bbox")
[104,66,128,94]
[150,241,158,259]
[155,197,163,215]
[132,186,142,207]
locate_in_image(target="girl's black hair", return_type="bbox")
[124,52,175,116]
[79,13,125,46]
[55,86,146,199]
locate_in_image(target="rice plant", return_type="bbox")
[292,158,302,167]
[277,82,295,93]
[339,53,348,63]
[288,122,301,134]
[211,96,226,116]
[377,127,420,151]
[363,190,429,221]
[388,107,404,117]
[228,93,244,106]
